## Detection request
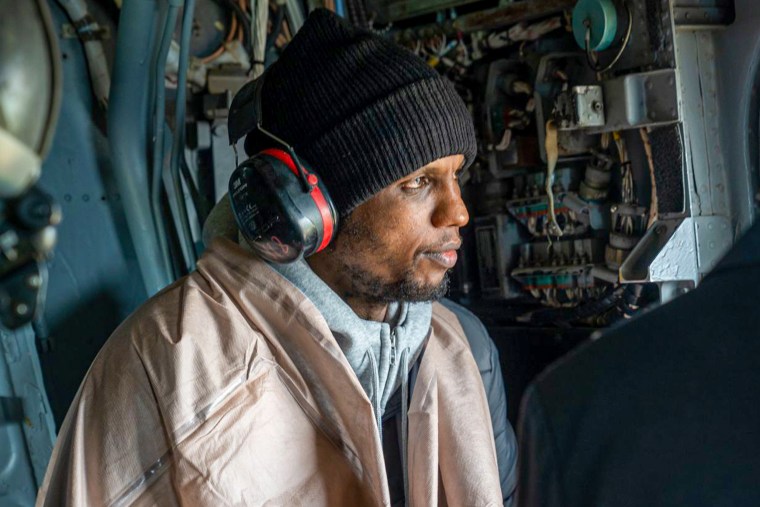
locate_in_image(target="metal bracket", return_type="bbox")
[588,69,680,133]
[618,215,730,284]
[673,0,735,28]
[619,217,685,283]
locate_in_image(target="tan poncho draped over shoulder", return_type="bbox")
[37,239,502,507]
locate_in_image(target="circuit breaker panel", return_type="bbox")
[380,0,741,325]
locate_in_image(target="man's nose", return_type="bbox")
[432,182,469,229]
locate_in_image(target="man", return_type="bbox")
[516,221,760,507]
[38,9,515,506]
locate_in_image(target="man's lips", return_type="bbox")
[421,242,461,269]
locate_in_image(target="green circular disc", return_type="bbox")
[572,0,619,52]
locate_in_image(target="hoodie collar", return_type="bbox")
[270,259,432,425]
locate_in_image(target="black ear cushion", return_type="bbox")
[228,154,329,263]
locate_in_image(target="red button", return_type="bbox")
[307,174,318,186]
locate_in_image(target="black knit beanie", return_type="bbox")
[239,9,476,218]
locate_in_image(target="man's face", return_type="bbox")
[311,154,469,303]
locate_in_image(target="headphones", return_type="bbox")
[227,72,338,263]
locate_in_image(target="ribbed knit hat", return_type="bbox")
[231,8,476,218]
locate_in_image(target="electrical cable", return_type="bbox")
[151,3,180,278]
[170,0,199,272]
[614,132,635,205]
[200,6,238,63]
[251,0,268,78]
[584,0,633,74]
[214,0,254,65]
[281,14,292,42]
[527,285,625,327]
[544,119,564,239]
[640,127,658,228]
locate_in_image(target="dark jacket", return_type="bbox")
[382,299,518,507]
[516,222,760,507]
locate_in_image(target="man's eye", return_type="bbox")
[402,176,429,191]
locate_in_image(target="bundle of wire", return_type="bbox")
[201,0,291,71]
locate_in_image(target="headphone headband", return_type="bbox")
[229,72,312,192]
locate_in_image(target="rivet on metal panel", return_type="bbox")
[26,275,41,289]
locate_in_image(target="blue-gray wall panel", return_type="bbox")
[37,1,148,427]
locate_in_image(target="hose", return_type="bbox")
[108,0,173,294]
[57,0,111,108]
[151,2,181,278]
[169,0,199,271]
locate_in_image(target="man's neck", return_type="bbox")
[306,257,389,322]
[340,295,388,322]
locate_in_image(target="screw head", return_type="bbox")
[26,275,41,289]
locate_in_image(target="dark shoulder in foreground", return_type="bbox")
[520,224,760,507]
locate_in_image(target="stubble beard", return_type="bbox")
[329,214,451,304]
[343,265,451,304]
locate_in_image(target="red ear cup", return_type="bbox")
[260,149,335,252]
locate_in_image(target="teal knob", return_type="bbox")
[572,0,618,52]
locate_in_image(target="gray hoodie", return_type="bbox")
[270,259,431,432]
